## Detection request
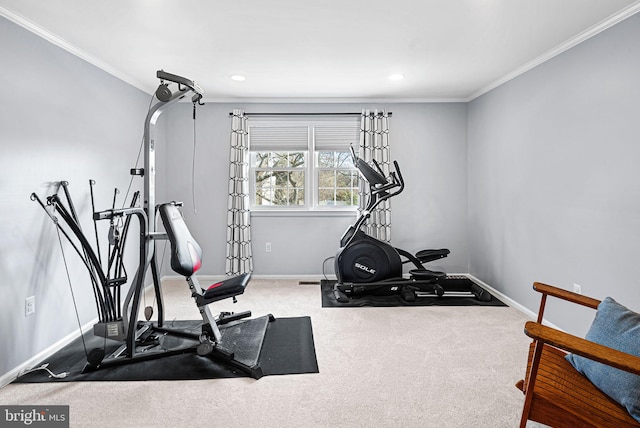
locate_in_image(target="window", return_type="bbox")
[253,151,306,207]
[248,118,360,211]
[317,151,359,206]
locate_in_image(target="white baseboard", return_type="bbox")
[466,274,562,331]
[465,274,535,316]
[0,318,97,389]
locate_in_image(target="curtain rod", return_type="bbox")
[228,112,392,117]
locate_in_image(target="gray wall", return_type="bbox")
[468,13,640,334]
[0,18,149,378]
[163,102,469,277]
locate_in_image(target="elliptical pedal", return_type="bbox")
[333,287,350,303]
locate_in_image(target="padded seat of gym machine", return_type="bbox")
[199,273,251,304]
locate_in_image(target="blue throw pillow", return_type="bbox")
[566,297,640,422]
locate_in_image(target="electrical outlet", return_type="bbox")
[573,283,582,295]
[265,242,272,253]
[25,296,35,316]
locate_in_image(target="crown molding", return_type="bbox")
[467,1,640,102]
[0,5,150,93]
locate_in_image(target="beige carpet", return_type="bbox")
[0,278,534,427]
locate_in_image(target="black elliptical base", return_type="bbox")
[322,277,505,307]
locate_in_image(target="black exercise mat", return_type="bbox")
[321,277,506,307]
[14,317,318,383]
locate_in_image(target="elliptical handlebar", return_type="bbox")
[351,145,404,193]
[342,156,407,252]
[364,160,404,200]
[391,160,404,194]
[348,144,406,209]
[350,149,406,224]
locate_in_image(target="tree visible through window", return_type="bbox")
[317,151,359,206]
[254,151,305,206]
[248,119,360,211]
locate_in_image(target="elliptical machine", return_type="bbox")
[333,148,490,303]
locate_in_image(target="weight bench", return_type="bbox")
[158,202,273,378]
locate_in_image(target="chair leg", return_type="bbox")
[520,341,544,428]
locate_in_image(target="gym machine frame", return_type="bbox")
[93,71,207,367]
[34,71,269,378]
[99,71,266,377]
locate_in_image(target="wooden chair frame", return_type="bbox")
[517,282,640,427]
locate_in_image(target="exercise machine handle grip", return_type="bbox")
[93,207,146,221]
[349,145,357,162]
[392,160,404,189]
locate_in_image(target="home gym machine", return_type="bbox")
[32,71,272,378]
[333,148,491,303]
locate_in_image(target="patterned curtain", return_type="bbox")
[226,109,253,275]
[358,109,392,242]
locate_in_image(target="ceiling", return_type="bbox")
[1,0,639,102]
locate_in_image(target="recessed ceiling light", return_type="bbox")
[388,74,405,81]
[230,75,246,81]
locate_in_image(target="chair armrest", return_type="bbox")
[533,282,600,309]
[524,321,640,376]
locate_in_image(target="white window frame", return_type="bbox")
[248,117,360,214]
[315,150,360,208]
[251,149,308,208]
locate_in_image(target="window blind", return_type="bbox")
[314,123,361,151]
[248,126,309,151]
[248,119,360,151]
